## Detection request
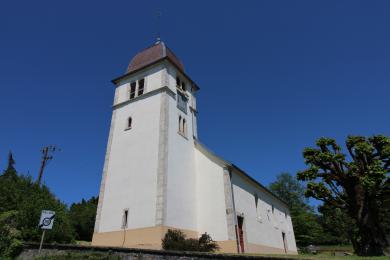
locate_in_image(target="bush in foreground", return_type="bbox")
[162,229,219,252]
[0,211,23,258]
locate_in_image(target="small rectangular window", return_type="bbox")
[138,79,144,96]
[272,205,275,214]
[130,82,136,99]
[177,92,187,113]
[122,209,129,228]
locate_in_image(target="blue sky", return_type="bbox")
[1,1,389,206]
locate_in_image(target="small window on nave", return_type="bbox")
[122,209,129,228]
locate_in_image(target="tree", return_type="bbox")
[0,154,75,246]
[269,173,325,246]
[317,204,353,245]
[297,135,390,256]
[269,173,308,210]
[68,197,98,241]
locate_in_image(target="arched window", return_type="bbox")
[178,116,182,133]
[183,119,186,136]
[176,77,181,87]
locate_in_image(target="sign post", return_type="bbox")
[38,210,55,254]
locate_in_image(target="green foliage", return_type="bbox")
[0,156,75,249]
[0,210,23,258]
[69,197,98,241]
[197,233,219,252]
[162,229,187,251]
[162,229,219,252]
[297,135,390,256]
[317,204,353,245]
[269,173,325,246]
[269,173,308,210]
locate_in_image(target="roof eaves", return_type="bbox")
[195,141,289,209]
[229,164,289,208]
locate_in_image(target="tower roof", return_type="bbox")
[126,41,185,74]
[112,41,199,90]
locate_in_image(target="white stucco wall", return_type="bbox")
[195,148,229,241]
[98,68,164,232]
[231,171,297,252]
[164,87,197,231]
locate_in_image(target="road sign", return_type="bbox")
[38,210,55,230]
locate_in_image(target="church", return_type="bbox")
[92,40,297,254]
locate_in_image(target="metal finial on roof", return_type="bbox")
[155,10,162,45]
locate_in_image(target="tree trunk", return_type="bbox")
[354,200,388,256]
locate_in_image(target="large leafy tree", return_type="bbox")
[297,135,390,256]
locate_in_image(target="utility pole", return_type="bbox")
[37,145,57,186]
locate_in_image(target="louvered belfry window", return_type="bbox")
[177,92,187,113]
[130,82,136,99]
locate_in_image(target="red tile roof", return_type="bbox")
[126,41,184,74]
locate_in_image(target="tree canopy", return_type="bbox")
[297,135,390,256]
[0,156,75,244]
[270,173,334,246]
[68,196,98,241]
[0,152,100,253]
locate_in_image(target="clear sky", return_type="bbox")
[1,1,389,206]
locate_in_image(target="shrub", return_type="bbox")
[161,229,187,251]
[162,229,219,252]
[0,211,23,258]
[198,233,219,252]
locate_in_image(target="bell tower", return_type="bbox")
[92,41,200,249]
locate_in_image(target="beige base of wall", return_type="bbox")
[92,227,297,255]
[92,226,198,250]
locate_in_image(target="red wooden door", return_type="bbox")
[237,216,245,253]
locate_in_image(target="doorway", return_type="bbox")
[237,216,245,253]
[282,232,288,253]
